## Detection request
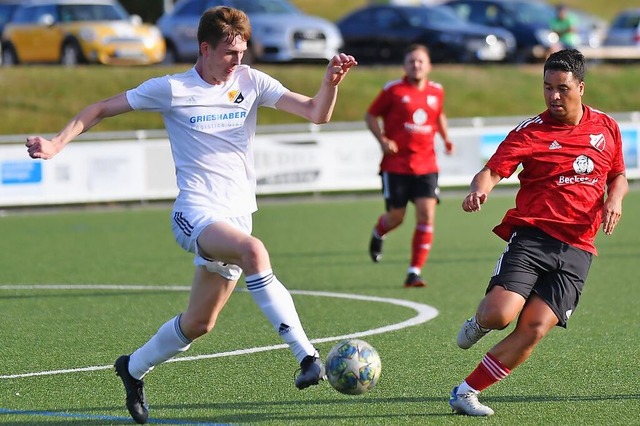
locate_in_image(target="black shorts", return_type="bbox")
[488,227,593,327]
[380,172,440,210]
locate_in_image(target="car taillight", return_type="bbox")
[634,31,640,45]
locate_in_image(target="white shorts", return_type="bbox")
[171,209,252,281]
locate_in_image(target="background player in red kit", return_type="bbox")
[365,44,454,288]
[449,49,628,416]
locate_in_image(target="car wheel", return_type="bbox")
[61,41,83,66]
[1,44,18,66]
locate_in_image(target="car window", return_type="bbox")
[470,4,502,27]
[405,7,461,27]
[12,6,35,23]
[0,4,19,28]
[12,5,57,24]
[174,0,209,17]
[502,2,554,26]
[59,4,127,22]
[373,9,405,30]
[231,0,297,14]
[342,9,370,26]
[448,2,499,27]
[612,14,640,30]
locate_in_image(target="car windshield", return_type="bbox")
[502,2,555,26]
[0,4,19,27]
[59,4,129,22]
[406,6,464,27]
[231,0,298,14]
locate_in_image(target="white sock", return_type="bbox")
[457,380,479,395]
[246,270,315,363]
[128,314,192,379]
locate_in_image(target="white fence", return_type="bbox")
[1,113,639,207]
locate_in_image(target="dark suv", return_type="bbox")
[443,0,606,62]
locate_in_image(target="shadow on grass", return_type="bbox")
[4,392,640,425]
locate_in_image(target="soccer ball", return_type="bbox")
[325,339,381,395]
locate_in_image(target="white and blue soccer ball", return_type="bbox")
[325,339,381,395]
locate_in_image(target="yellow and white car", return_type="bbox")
[1,0,165,66]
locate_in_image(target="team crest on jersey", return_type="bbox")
[573,155,594,174]
[412,108,427,125]
[401,95,410,103]
[589,134,605,152]
[228,90,245,104]
[427,95,438,109]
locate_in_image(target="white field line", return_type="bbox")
[0,285,439,380]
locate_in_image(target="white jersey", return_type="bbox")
[126,65,288,217]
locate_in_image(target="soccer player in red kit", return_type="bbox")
[449,49,628,416]
[366,43,454,288]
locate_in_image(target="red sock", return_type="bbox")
[375,215,389,238]
[410,223,433,269]
[465,353,511,392]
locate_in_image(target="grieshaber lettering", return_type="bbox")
[189,111,247,123]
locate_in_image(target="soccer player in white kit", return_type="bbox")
[25,6,357,424]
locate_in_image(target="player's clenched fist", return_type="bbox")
[26,136,59,160]
[326,53,357,86]
[462,192,487,212]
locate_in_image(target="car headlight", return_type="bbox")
[485,34,498,46]
[149,27,162,39]
[144,36,158,49]
[535,28,555,47]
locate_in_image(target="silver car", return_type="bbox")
[603,8,640,47]
[157,0,343,64]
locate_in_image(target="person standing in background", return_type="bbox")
[549,4,580,55]
[366,44,454,288]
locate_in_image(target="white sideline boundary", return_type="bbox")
[0,284,439,380]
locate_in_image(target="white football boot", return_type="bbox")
[457,316,490,349]
[449,386,495,416]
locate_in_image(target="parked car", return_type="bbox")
[569,7,608,49]
[0,0,20,65]
[603,8,640,47]
[442,0,606,62]
[336,4,515,64]
[1,0,165,66]
[157,0,343,65]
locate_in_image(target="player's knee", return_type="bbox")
[386,213,404,228]
[478,310,513,330]
[240,237,269,270]
[518,321,550,346]
[180,315,217,340]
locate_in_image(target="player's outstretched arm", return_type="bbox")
[276,53,357,124]
[26,93,133,160]
[462,166,502,213]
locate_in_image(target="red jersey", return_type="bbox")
[487,106,626,254]
[367,77,445,175]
